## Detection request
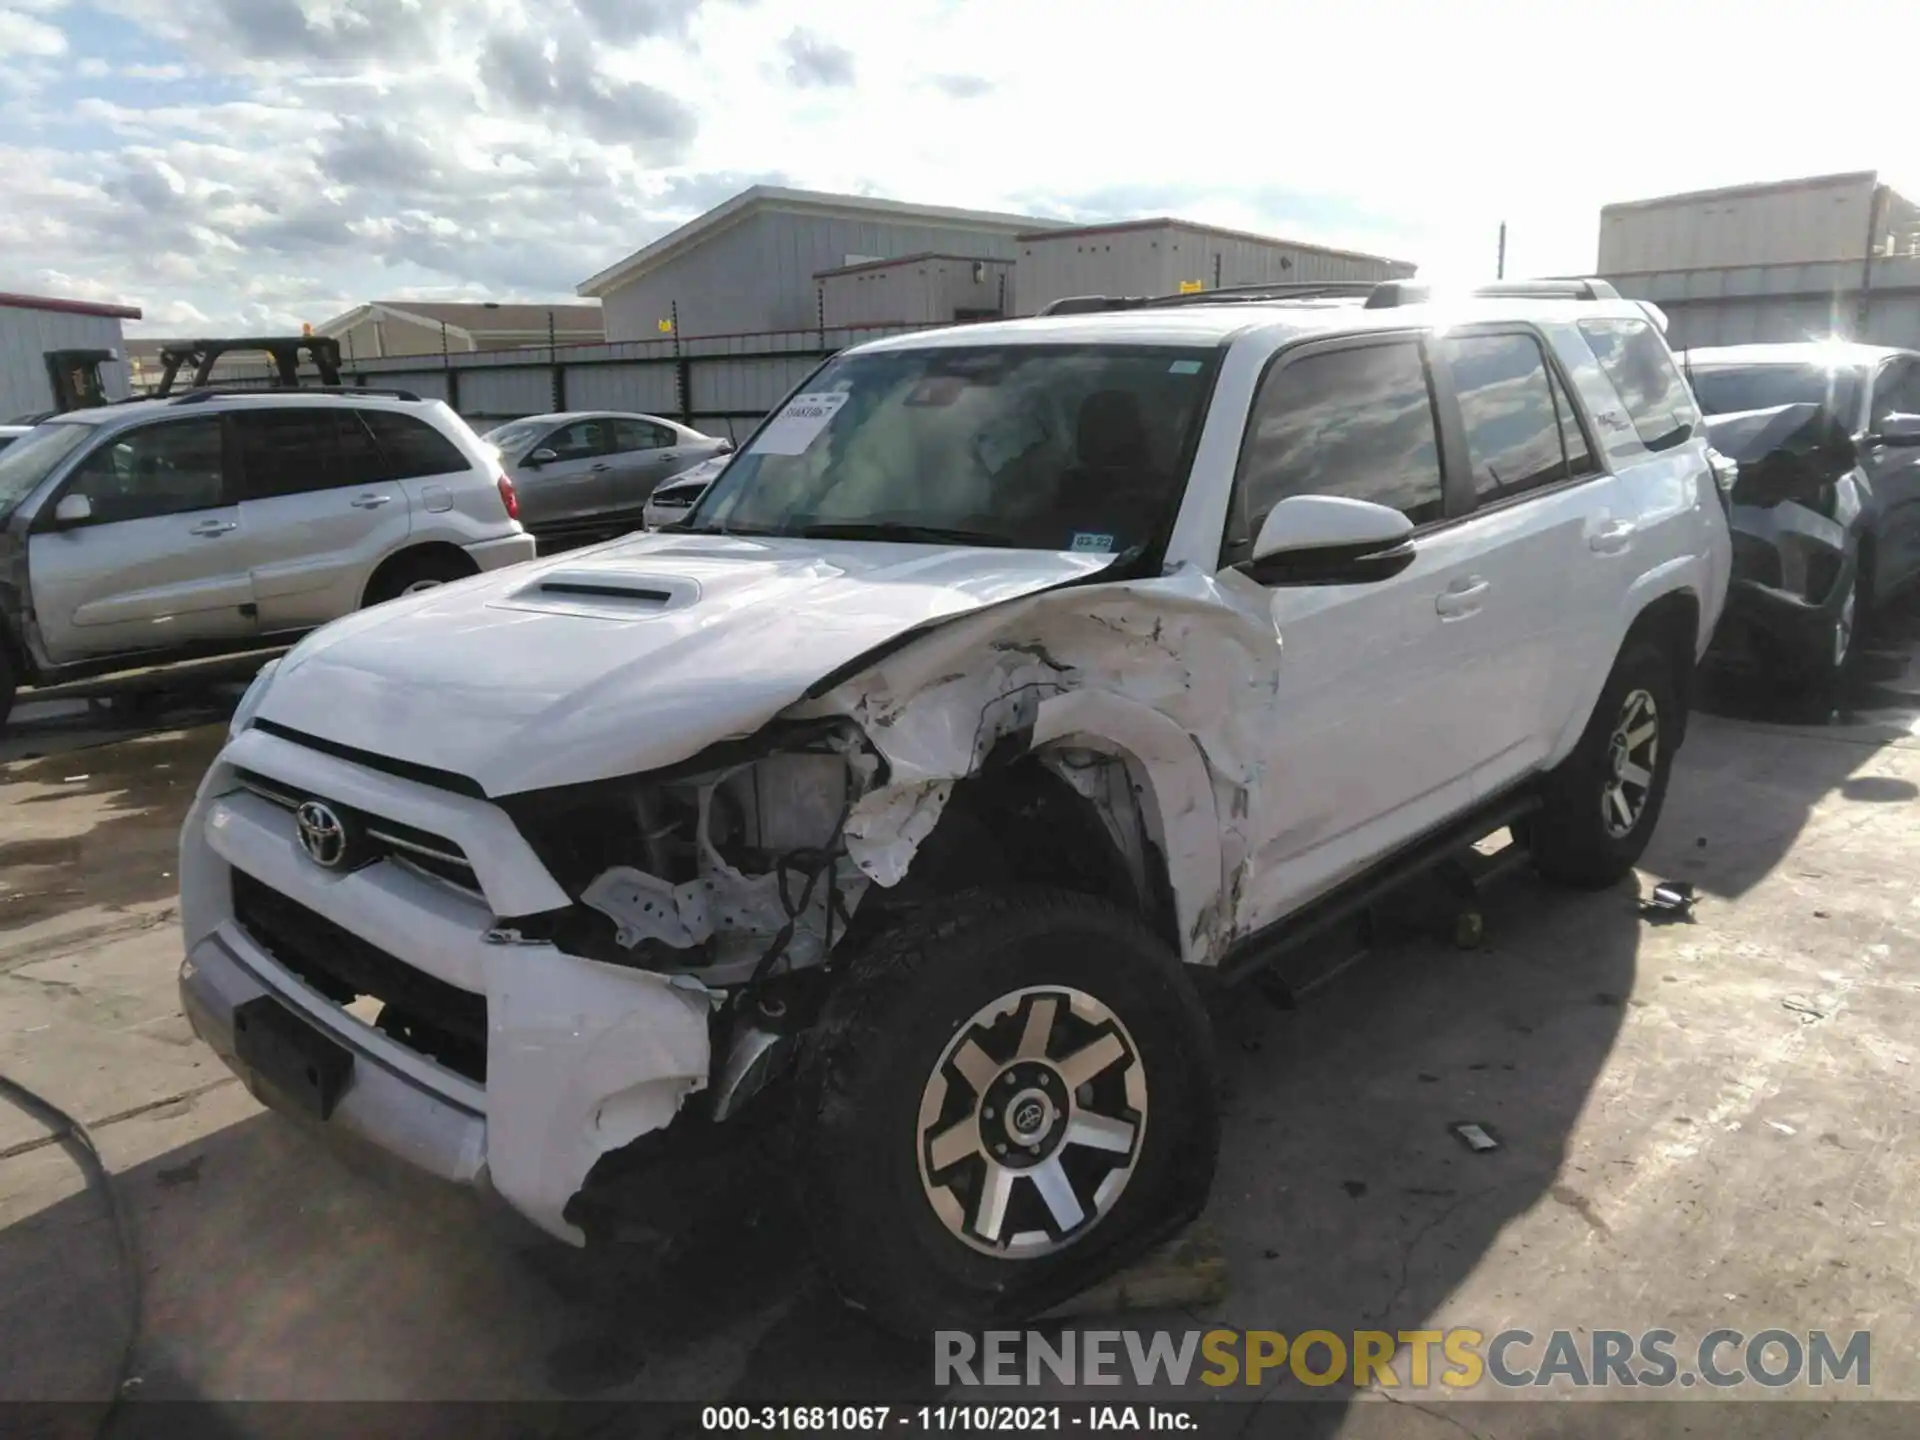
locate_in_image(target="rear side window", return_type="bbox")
[1229,340,1444,561]
[1443,332,1574,503]
[1577,319,1699,451]
[235,410,387,499]
[612,418,674,452]
[359,410,470,480]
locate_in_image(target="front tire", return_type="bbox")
[797,889,1218,1336]
[1531,640,1681,889]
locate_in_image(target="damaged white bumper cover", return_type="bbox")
[178,563,1278,1243]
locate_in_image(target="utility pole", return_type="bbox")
[1496,222,1507,280]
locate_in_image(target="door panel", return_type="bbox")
[514,418,613,527]
[1225,336,1481,928]
[234,409,414,632]
[604,418,681,514]
[1434,329,1622,797]
[28,416,253,664]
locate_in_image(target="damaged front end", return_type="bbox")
[495,719,889,1146]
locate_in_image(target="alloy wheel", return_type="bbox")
[1601,688,1659,839]
[916,985,1147,1258]
[1833,580,1857,670]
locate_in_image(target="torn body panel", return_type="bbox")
[786,565,1283,964]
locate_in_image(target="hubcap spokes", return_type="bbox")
[1602,688,1659,839]
[1835,584,1856,668]
[918,986,1147,1258]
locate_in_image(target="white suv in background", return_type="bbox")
[178,279,1729,1336]
[0,389,535,725]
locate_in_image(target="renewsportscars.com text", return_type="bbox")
[936,1328,1872,1391]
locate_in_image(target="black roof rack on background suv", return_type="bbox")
[1038,277,1623,318]
[166,386,424,406]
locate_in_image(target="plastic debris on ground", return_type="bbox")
[1639,880,1697,924]
[1452,1122,1501,1154]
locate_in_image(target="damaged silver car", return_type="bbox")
[178,278,1730,1334]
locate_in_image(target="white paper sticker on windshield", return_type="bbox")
[754,392,849,455]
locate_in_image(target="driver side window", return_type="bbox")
[65,418,227,525]
[545,420,608,461]
[1225,340,1445,565]
[1871,361,1920,429]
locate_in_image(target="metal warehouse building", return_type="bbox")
[1,291,139,422]
[815,253,1015,328]
[578,186,1058,342]
[1598,171,1920,350]
[1012,218,1416,316]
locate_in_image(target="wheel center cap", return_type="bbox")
[1008,1090,1054,1141]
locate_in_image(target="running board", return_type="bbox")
[1215,788,1543,990]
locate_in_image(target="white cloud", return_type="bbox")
[6,0,1914,332]
[0,7,67,56]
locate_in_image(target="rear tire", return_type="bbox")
[797,888,1218,1337]
[0,646,15,732]
[362,550,476,608]
[1531,640,1681,889]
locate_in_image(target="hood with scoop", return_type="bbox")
[252,529,1115,795]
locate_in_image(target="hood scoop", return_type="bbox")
[492,567,702,620]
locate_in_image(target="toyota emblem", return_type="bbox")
[295,800,351,869]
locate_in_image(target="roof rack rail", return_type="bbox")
[1364,278,1622,309]
[1038,281,1384,317]
[166,385,423,405]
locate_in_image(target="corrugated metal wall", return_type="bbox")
[1598,175,1880,273]
[1,307,132,420]
[599,209,1031,341]
[819,258,1010,327]
[1608,255,1920,352]
[1012,223,1414,314]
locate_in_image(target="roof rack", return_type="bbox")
[1038,281,1380,317]
[1363,278,1622,308]
[166,385,423,405]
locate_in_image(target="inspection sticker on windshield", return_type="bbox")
[755,392,849,454]
[1070,532,1116,553]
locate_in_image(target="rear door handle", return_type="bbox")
[190,519,236,537]
[1590,520,1635,554]
[1435,576,1489,618]
[350,494,393,510]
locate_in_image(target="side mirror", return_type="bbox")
[53,493,93,525]
[1238,495,1416,586]
[1872,413,1920,447]
[526,448,558,468]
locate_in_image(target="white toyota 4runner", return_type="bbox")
[178,279,1731,1334]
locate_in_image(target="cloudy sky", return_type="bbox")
[1,0,1911,337]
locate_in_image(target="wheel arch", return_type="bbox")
[861,692,1228,966]
[360,541,478,607]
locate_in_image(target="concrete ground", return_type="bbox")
[1,613,1917,1435]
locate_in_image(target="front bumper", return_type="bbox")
[1708,501,1856,667]
[463,532,538,571]
[177,726,713,1242]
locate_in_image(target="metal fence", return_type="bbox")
[138,322,948,441]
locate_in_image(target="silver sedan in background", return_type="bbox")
[481,410,731,549]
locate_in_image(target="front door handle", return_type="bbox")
[190,519,237,537]
[1590,520,1635,554]
[1435,576,1489,618]
[350,493,393,510]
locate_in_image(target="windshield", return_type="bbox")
[481,418,550,459]
[685,344,1220,552]
[1688,363,1865,422]
[0,420,96,513]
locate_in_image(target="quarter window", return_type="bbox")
[1444,332,1574,503]
[1230,340,1444,562]
[358,410,470,480]
[64,418,227,523]
[1577,319,1699,451]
